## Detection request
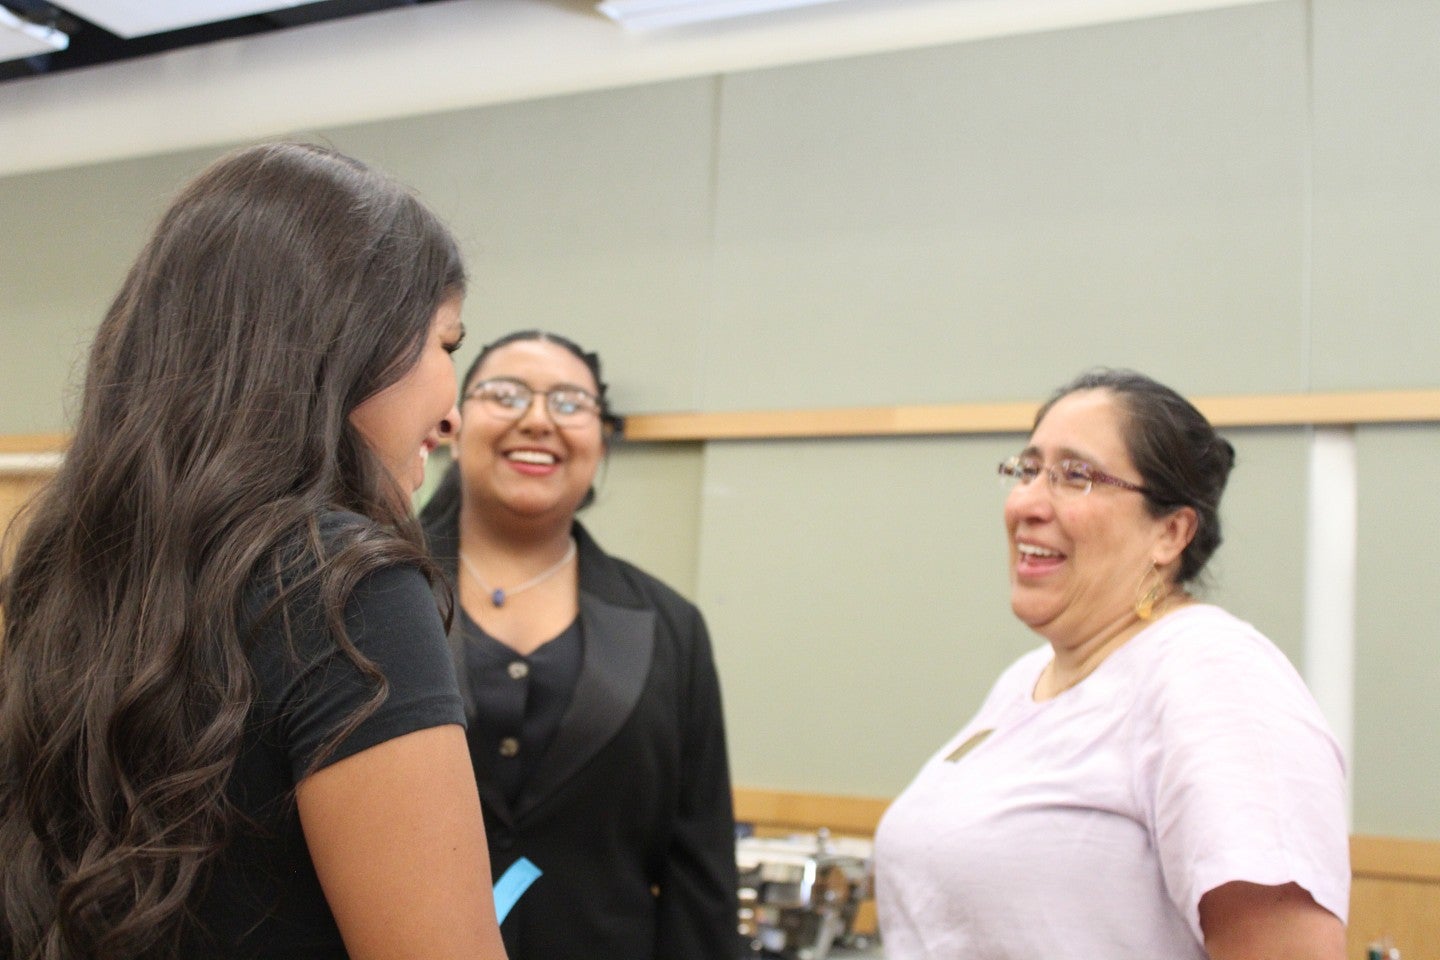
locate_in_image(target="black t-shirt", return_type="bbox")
[187,517,465,959]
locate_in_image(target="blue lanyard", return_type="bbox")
[492,857,543,923]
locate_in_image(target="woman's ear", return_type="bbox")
[1152,505,1199,568]
[601,414,624,448]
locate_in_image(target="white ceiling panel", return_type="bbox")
[55,0,313,39]
[598,0,846,31]
[1,8,69,62]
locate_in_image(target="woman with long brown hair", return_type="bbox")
[0,142,506,960]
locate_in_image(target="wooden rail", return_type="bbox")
[624,389,1440,441]
[733,787,891,838]
[4,389,1440,456]
[0,434,66,454]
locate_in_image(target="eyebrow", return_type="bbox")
[477,375,596,395]
[1019,444,1105,466]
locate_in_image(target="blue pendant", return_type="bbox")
[491,589,506,607]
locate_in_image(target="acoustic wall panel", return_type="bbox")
[704,2,1310,413]
[1310,0,1440,392]
[0,148,216,434]
[1352,424,1440,838]
[326,79,719,416]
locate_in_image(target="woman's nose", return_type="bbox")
[1004,475,1054,522]
[515,393,554,431]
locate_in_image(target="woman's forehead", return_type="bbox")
[472,338,597,390]
[1030,389,1131,464]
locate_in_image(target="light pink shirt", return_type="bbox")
[875,604,1349,959]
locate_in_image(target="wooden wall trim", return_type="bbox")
[626,402,1040,441]
[624,389,1440,442]
[0,434,67,454]
[1352,834,1440,883]
[733,787,890,837]
[6,390,1440,452]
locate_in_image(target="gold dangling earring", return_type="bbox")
[1134,563,1166,621]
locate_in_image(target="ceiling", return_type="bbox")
[0,0,455,83]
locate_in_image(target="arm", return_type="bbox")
[655,607,739,960]
[297,723,507,960]
[1199,881,1344,960]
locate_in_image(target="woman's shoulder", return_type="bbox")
[978,643,1053,707]
[1127,603,1318,714]
[318,508,372,536]
[316,508,392,551]
[576,524,697,614]
[1000,643,1055,684]
[1137,604,1288,668]
[245,510,426,644]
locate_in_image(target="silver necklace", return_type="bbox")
[460,539,576,608]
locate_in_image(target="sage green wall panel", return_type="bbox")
[0,149,219,433]
[1200,428,1309,667]
[697,425,1310,798]
[1351,425,1440,839]
[318,80,719,415]
[696,434,1023,796]
[1310,0,1440,391]
[579,441,706,603]
[703,3,1309,412]
[0,79,717,431]
[418,442,706,602]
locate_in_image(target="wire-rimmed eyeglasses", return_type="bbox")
[463,377,601,427]
[997,455,1150,497]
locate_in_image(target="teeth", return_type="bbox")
[1018,543,1060,558]
[507,450,556,465]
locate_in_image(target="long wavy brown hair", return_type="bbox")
[0,141,465,960]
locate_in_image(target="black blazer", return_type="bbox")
[424,510,738,960]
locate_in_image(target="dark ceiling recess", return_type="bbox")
[0,0,453,84]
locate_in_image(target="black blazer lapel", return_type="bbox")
[514,590,654,817]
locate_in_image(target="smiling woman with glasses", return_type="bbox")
[419,330,737,960]
[876,368,1350,960]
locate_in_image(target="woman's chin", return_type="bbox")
[1010,594,1058,634]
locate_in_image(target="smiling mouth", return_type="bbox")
[506,450,557,466]
[1017,543,1062,559]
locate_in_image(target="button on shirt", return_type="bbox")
[459,610,583,807]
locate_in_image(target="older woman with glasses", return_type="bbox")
[418,331,738,960]
[875,369,1350,960]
